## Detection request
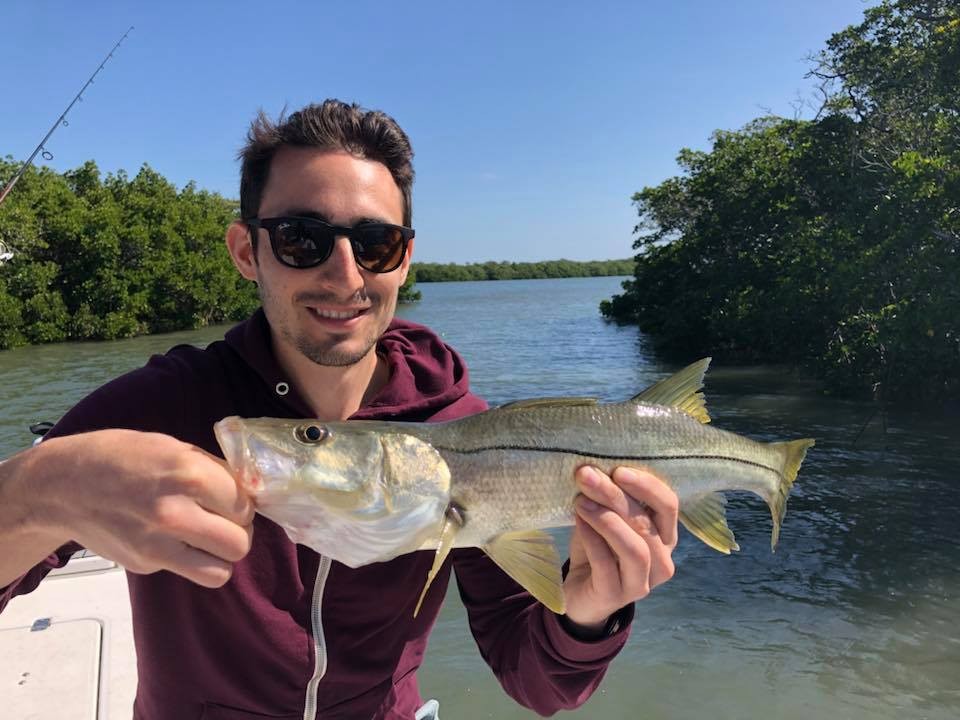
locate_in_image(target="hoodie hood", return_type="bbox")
[358,317,477,420]
[224,309,486,422]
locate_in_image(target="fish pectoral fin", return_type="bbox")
[414,515,459,617]
[679,492,740,554]
[631,358,712,424]
[483,530,565,614]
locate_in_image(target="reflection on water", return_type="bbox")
[2,276,958,719]
[403,279,960,719]
[0,325,229,455]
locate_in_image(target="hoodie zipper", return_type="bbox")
[302,554,332,720]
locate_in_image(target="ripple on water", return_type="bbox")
[4,278,959,719]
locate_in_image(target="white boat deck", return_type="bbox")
[0,551,137,719]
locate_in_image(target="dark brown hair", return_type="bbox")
[238,99,415,225]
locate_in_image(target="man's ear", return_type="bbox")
[397,238,414,286]
[226,221,258,281]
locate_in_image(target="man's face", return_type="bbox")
[233,146,412,368]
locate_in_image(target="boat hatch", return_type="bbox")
[2,618,102,719]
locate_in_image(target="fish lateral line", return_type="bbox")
[433,444,783,478]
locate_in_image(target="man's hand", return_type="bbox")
[562,466,679,635]
[3,429,255,588]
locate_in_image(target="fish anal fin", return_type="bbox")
[632,358,712,424]
[414,511,461,617]
[679,491,740,554]
[483,530,565,614]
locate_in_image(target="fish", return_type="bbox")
[214,358,815,615]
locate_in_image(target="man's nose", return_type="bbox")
[320,235,364,287]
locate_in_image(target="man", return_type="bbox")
[0,100,679,719]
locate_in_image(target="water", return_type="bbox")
[2,276,958,719]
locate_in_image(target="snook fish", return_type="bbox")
[214,359,814,615]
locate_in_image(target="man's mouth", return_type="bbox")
[312,308,364,320]
[299,290,375,325]
[306,305,372,322]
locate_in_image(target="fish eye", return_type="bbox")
[295,424,330,444]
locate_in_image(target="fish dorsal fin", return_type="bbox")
[498,397,598,411]
[679,492,739,554]
[414,506,463,616]
[483,530,565,614]
[632,358,712,424]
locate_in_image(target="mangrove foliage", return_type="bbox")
[412,259,633,282]
[0,160,259,349]
[602,0,959,404]
[0,160,614,347]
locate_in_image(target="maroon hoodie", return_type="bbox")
[1,310,633,719]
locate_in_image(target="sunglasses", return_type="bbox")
[247,216,414,273]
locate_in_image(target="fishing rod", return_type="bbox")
[0,25,134,208]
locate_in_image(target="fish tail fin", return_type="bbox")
[766,438,815,551]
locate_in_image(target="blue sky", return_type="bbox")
[1,1,870,263]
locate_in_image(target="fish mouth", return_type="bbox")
[214,416,261,493]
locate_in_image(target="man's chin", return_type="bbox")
[296,336,378,367]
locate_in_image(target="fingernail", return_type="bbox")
[613,467,639,482]
[579,466,599,487]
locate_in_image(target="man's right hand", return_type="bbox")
[0,429,255,589]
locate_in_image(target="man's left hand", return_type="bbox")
[562,466,679,636]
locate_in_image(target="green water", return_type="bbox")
[2,276,958,719]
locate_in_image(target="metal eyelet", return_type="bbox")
[275,382,289,396]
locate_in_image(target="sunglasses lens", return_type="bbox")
[354,226,406,272]
[260,218,408,272]
[272,221,333,267]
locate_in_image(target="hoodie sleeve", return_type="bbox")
[0,543,82,614]
[451,547,633,716]
[0,351,188,614]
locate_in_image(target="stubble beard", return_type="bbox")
[290,324,379,367]
[261,282,393,367]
